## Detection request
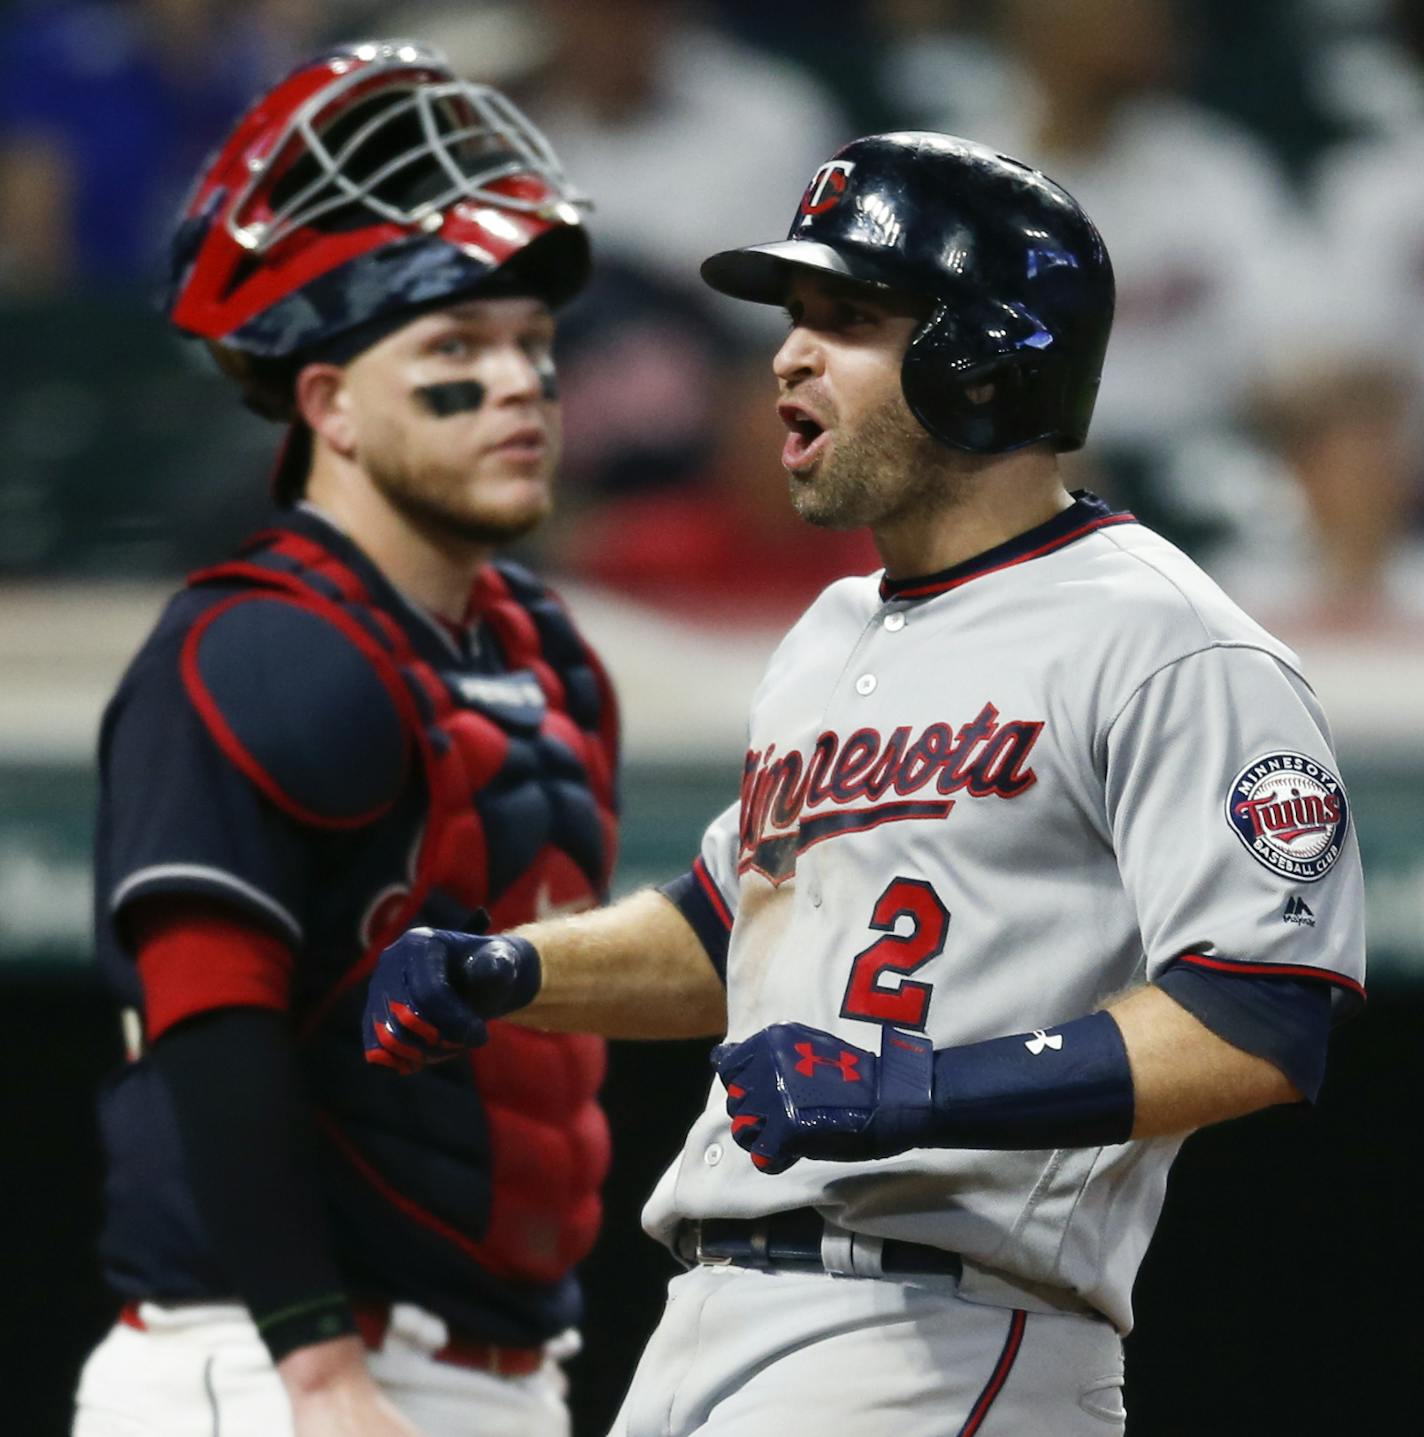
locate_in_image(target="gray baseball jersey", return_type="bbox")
[646,494,1366,1334]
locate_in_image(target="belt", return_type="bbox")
[352,1302,544,1376]
[118,1302,545,1378]
[678,1209,962,1281]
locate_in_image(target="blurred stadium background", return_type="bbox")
[2,0,1422,1431]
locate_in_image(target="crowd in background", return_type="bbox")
[1,0,1422,640]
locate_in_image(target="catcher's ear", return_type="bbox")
[296,362,357,458]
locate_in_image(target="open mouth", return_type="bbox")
[778,403,830,472]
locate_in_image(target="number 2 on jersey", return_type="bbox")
[839,877,949,1029]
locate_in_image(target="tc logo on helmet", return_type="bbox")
[799,160,856,223]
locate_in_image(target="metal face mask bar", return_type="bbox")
[227,42,587,256]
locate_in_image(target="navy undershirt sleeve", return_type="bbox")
[151,1009,357,1361]
[659,869,731,983]
[1156,963,1332,1102]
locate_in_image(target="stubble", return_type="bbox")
[362,420,553,546]
[789,393,968,532]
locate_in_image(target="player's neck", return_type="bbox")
[872,452,1074,582]
[303,454,491,623]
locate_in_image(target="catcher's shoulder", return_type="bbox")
[165,586,412,826]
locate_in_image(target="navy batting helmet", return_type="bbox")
[699,132,1114,455]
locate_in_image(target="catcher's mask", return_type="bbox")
[166,39,591,501]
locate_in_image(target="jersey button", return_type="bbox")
[855,674,877,695]
[883,611,906,631]
[704,1143,724,1166]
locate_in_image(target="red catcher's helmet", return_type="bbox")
[167,39,590,384]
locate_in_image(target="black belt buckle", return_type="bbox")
[684,1211,962,1281]
[683,1212,859,1271]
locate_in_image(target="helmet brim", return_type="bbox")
[700,240,893,306]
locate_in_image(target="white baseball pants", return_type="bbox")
[72,1301,573,1437]
[608,1264,1127,1436]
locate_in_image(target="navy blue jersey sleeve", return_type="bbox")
[97,591,413,948]
[98,641,313,947]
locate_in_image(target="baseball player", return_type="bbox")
[365,133,1367,1433]
[75,42,619,1437]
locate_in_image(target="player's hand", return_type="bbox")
[280,1335,426,1435]
[713,1022,932,1173]
[363,926,541,1074]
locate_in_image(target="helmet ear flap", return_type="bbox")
[900,305,1038,454]
[900,297,1103,454]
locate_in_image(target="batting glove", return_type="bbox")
[712,1022,933,1174]
[363,926,542,1074]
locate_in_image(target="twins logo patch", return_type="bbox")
[1226,751,1349,882]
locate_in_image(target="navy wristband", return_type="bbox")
[926,1011,1135,1150]
[872,1028,935,1152]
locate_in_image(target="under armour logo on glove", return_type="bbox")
[793,1041,862,1081]
[1024,1029,1064,1055]
[713,1022,932,1174]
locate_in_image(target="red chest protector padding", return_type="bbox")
[187,529,618,1284]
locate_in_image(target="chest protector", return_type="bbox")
[186,526,617,1286]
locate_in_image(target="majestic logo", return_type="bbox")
[1024,1029,1063,1055]
[1282,896,1316,927]
[794,1042,861,1082]
[739,702,1043,884]
[1226,752,1349,883]
[799,160,856,222]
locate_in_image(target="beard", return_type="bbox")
[363,442,552,547]
[789,391,967,531]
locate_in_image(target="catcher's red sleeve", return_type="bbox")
[134,900,295,1040]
